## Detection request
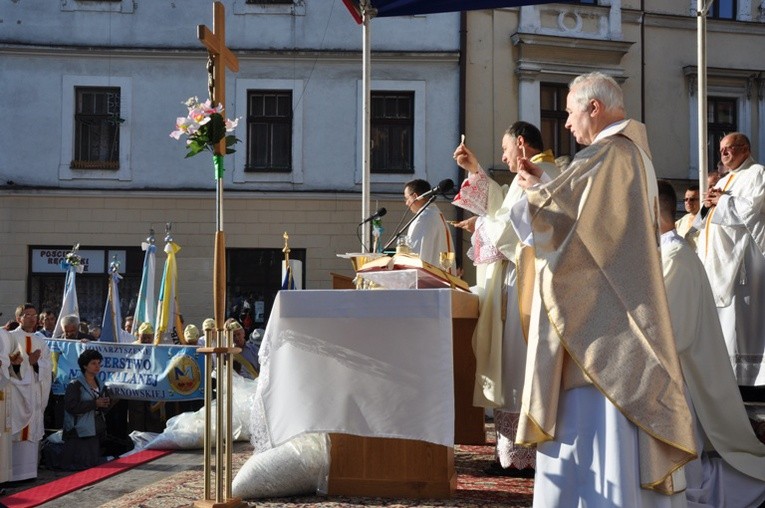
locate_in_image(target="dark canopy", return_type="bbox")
[342,0,568,23]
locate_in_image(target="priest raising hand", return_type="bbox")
[515,158,546,189]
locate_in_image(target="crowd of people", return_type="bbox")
[0,304,263,481]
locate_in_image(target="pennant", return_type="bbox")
[154,241,182,344]
[133,242,157,338]
[281,266,295,290]
[52,258,82,338]
[100,261,123,343]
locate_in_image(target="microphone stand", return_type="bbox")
[382,195,438,252]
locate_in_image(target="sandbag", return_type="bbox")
[232,433,330,499]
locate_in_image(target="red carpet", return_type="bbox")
[0,449,173,508]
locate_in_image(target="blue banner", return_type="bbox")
[47,339,205,401]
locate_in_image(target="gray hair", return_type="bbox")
[60,314,80,328]
[569,72,624,114]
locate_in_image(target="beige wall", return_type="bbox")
[464,3,765,186]
[0,191,463,328]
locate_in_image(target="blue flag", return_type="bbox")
[134,241,157,337]
[281,265,295,290]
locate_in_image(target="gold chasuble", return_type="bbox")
[517,120,696,494]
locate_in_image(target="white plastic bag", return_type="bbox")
[231,433,329,499]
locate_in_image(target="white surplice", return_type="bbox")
[0,329,13,483]
[675,212,699,252]
[697,157,765,386]
[8,328,52,481]
[406,205,454,269]
[452,153,559,470]
[661,230,765,507]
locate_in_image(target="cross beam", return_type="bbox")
[197,1,240,156]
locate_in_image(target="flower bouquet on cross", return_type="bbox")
[170,96,240,158]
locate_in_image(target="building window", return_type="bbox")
[708,96,737,171]
[708,0,736,20]
[72,87,122,170]
[540,83,578,160]
[246,90,292,172]
[371,91,414,174]
[226,248,305,335]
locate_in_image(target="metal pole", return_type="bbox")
[216,331,225,504]
[361,1,373,253]
[698,0,713,194]
[202,331,212,500]
[225,328,234,499]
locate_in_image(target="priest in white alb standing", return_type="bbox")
[9,303,52,481]
[694,132,765,387]
[451,121,559,476]
[657,179,765,507]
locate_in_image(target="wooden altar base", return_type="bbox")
[327,434,456,499]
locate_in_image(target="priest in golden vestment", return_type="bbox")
[452,121,560,475]
[510,72,696,507]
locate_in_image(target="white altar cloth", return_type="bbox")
[254,289,456,449]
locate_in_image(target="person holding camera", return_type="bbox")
[60,349,133,470]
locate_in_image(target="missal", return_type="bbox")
[357,253,470,291]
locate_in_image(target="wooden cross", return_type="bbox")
[197,1,240,156]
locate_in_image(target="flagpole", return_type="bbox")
[361,0,376,253]
[282,232,293,289]
[698,0,713,194]
[109,258,120,343]
[134,229,156,339]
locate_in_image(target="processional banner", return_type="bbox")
[47,339,204,401]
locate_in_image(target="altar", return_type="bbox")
[256,288,481,498]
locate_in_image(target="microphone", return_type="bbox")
[415,179,454,201]
[358,207,387,225]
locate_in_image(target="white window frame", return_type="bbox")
[59,75,133,181]
[233,0,306,16]
[689,0,751,20]
[355,80,427,184]
[60,0,134,13]
[232,78,304,184]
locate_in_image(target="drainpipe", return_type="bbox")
[455,10,467,272]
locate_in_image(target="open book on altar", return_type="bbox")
[357,253,470,291]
